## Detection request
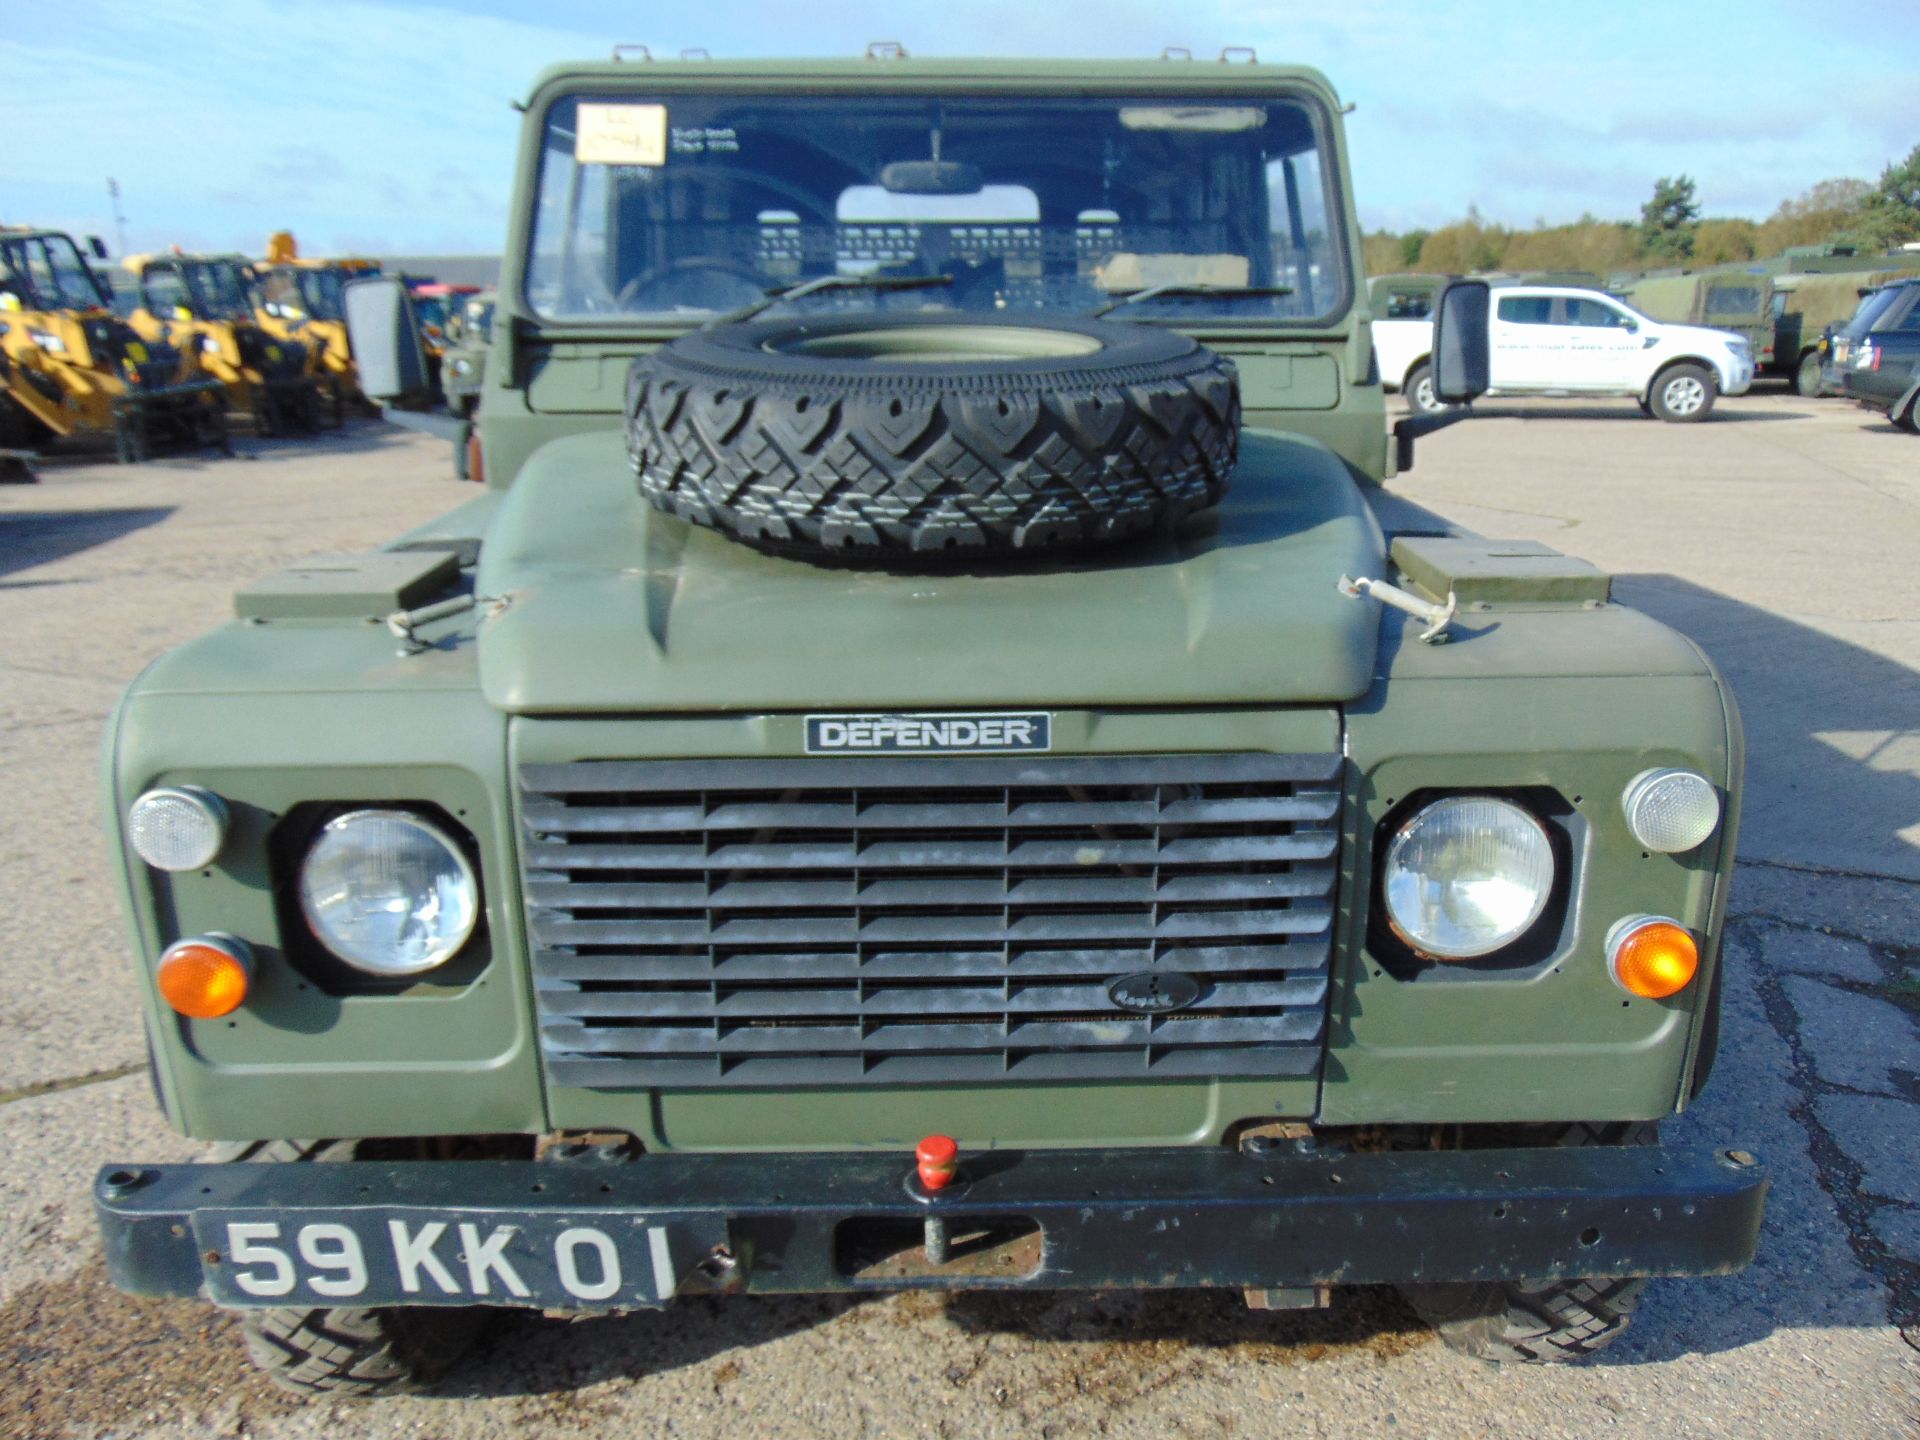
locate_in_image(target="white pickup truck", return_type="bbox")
[1376,284,1756,422]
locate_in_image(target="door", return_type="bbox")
[1559,295,1647,390]
[1490,292,1556,389]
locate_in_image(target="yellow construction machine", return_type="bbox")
[251,231,383,415]
[124,251,327,435]
[0,226,226,461]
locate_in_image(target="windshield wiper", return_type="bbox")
[1090,283,1294,318]
[708,273,954,327]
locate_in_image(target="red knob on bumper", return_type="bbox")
[917,1134,959,1191]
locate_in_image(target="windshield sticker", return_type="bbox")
[671,126,740,157]
[575,103,668,166]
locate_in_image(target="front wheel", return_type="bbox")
[1403,1274,1648,1364]
[1402,361,1453,416]
[1401,1120,1656,1363]
[1649,363,1716,423]
[214,1139,486,1397]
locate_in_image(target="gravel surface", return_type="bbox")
[2,393,1916,1437]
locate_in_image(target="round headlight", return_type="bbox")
[128,786,228,871]
[1383,796,1555,959]
[299,809,479,975]
[1622,768,1720,853]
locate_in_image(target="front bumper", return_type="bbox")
[96,1143,1767,1310]
[114,377,226,416]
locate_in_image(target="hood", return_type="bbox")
[472,428,1385,714]
[1661,323,1745,351]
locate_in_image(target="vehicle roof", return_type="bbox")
[1493,285,1622,300]
[1,227,68,241]
[523,53,1343,104]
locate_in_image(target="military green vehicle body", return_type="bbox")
[97,57,1759,1342]
[1620,270,1775,363]
[441,288,495,417]
[1365,272,1442,320]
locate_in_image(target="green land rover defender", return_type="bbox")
[95,52,1764,1396]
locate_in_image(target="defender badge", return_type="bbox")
[1107,972,1202,1014]
[804,712,1051,755]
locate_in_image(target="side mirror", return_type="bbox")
[1431,279,1490,404]
[88,235,109,260]
[1623,318,1640,334]
[344,276,430,402]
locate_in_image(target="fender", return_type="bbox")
[1896,376,1920,427]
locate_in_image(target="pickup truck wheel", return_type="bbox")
[1649,363,1716,423]
[212,1139,486,1398]
[1401,1121,1656,1363]
[1793,349,1826,397]
[1402,361,1451,416]
[625,313,1238,560]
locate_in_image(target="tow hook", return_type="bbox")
[1339,574,1457,643]
[909,1134,962,1264]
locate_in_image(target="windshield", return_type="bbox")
[0,234,112,310]
[298,269,347,321]
[413,295,451,331]
[184,261,258,321]
[526,91,1346,325]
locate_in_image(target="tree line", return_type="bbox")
[1364,143,1920,277]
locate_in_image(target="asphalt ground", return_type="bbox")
[1,390,1916,1438]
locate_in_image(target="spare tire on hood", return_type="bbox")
[624,313,1239,560]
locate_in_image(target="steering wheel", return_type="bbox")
[615,257,769,312]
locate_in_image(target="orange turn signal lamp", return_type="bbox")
[1606,917,1698,1000]
[156,935,253,1019]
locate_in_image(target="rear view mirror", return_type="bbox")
[880,160,985,196]
[1431,280,1490,404]
[344,276,430,403]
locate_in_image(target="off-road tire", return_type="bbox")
[625,313,1239,560]
[213,1139,485,1398]
[1401,1121,1657,1364]
[1793,348,1826,397]
[1402,360,1451,416]
[1648,362,1716,423]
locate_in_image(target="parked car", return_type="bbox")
[1770,268,1920,395]
[1399,286,1754,422]
[1831,277,1920,432]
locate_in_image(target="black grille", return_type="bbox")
[518,753,1343,1088]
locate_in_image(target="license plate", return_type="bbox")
[193,1208,713,1310]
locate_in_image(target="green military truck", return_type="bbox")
[1618,270,1775,370]
[1366,272,1442,320]
[94,51,1764,1396]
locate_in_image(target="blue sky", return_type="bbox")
[3,0,1916,256]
